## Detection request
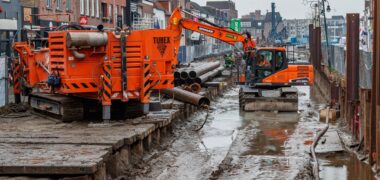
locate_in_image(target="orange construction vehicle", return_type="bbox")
[167,8,313,112]
[13,27,177,121]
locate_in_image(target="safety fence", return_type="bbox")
[321,44,372,89]
[178,43,233,63]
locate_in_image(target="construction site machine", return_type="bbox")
[167,8,314,112]
[239,46,314,112]
[11,7,312,122]
[13,26,178,122]
[11,7,257,122]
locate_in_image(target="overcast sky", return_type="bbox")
[192,0,365,19]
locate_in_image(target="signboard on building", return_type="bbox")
[79,16,88,25]
[230,18,241,32]
[23,8,32,23]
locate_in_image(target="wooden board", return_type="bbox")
[315,130,344,153]
[0,143,110,175]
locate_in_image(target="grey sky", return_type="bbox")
[192,0,365,19]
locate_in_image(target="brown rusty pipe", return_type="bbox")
[189,61,221,79]
[195,66,224,84]
[161,87,210,106]
[66,32,108,47]
[190,83,201,93]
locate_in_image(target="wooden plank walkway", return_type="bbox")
[0,110,176,175]
[315,130,344,153]
[0,143,110,174]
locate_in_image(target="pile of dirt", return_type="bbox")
[0,103,29,117]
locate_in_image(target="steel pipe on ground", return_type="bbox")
[174,71,181,79]
[161,87,210,106]
[195,67,224,84]
[180,71,189,80]
[189,61,221,79]
[204,82,227,88]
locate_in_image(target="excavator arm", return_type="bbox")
[167,7,256,51]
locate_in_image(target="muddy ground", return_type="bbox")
[130,86,321,179]
[130,84,377,180]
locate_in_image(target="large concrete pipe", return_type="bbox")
[66,32,108,47]
[189,61,221,79]
[161,87,210,106]
[195,66,224,84]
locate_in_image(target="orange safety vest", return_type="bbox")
[243,38,256,52]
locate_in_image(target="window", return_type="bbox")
[56,0,61,10]
[91,0,95,16]
[275,51,285,70]
[121,7,124,24]
[101,3,107,19]
[96,0,99,17]
[86,0,90,16]
[66,0,71,11]
[47,0,52,8]
[109,4,113,23]
[80,0,84,15]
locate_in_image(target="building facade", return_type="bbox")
[20,0,126,30]
[206,1,237,20]
[0,0,22,57]
[283,19,312,39]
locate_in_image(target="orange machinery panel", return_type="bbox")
[262,65,314,85]
[14,29,177,104]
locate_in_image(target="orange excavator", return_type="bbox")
[167,8,314,112]
[11,7,312,122]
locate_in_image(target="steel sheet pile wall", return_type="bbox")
[310,6,380,172]
[346,13,360,137]
[372,0,380,170]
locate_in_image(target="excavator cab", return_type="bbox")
[248,48,287,87]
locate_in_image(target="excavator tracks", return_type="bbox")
[239,86,298,112]
[29,93,84,122]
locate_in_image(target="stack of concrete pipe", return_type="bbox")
[174,61,224,86]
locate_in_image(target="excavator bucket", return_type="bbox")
[239,86,298,112]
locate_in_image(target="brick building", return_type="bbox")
[0,0,22,57]
[206,1,237,20]
[20,0,126,29]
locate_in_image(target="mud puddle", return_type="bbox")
[241,112,298,155]
[319,152,375,180]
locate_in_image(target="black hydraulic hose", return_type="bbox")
[311,107,330,180]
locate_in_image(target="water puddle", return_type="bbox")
[241,111,299,156]
[319,153,375,180]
